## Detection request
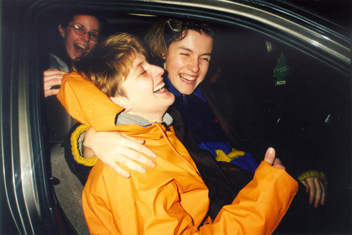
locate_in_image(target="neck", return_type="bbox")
[116,112,173,127]
[126,110,165,123]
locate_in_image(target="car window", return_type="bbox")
[213,26,351,232]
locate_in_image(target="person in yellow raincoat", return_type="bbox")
[58,32,298,234]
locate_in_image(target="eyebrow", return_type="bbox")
[76,23,100,32]
[178,46,212,56]
[135,61,144,74]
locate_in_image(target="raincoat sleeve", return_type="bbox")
[200,161,298,234]
[57,72,124,131]
[83,160,298,235]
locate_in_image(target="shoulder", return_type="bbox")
[49,53,70,72]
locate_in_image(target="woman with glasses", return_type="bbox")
[44,13,101,98]
[43,12,102,142]
[44,11,157,178]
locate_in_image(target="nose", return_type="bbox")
[152,65,165,78]
[187,57,200,73]
[81,32,90,42]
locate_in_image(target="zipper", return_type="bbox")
[155,123,200,176]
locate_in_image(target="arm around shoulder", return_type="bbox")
[57,72,124,131]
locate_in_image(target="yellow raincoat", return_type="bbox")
[58,72,298,234]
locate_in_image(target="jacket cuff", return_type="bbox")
[71,124,98,167]
[297,170,327,184]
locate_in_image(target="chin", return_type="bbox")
[180,90,195,95]
[177,85,197,95]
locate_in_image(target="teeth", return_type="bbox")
[75,44,88,55]
[154,82,165,92]
[180,74,196,81]
[76,44,88,49]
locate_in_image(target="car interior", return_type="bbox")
[17,2,352,234]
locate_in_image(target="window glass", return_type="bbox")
[213,25,351,232]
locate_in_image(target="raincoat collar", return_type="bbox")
[116,112,173,127]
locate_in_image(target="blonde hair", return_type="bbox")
[73,33,147,97]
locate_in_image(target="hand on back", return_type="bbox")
[84,128,157,178]
[43,69,67,98]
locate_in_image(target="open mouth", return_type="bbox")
[179,74,196,83]
[74,43,88,56]
[153,82,166,93]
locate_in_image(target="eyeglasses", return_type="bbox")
[166,19,211,35]
[67,24,99,42]
[166,19,184,32]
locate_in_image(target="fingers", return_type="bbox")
[320,180,326,206]
[43,69,67,98]
[101,145,156,178]
[273,158,286,170]
[121,134,157,159]
[109,146,155,169]
[85,130,157,177]
[263,147,286,170]
[43,69,67,84]
[44,77,61,97]
[106,162,131,178]
[305,177,316,205]
[44,76,62,87]
[43,69,67,77]
[313,178,327,207]
[45,88,60,98]
[313,177,322,208]
[301,177,326,208]
[264,147,276,165]
[300,180,309,193]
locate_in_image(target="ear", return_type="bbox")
[58,24,66,39]
[110,96,131,112]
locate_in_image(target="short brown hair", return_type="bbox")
[73,33,147,97]
[145,18,214,65]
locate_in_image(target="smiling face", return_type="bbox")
[114,53,175,123]
[164,29,213,95]
[59,15,100,61]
